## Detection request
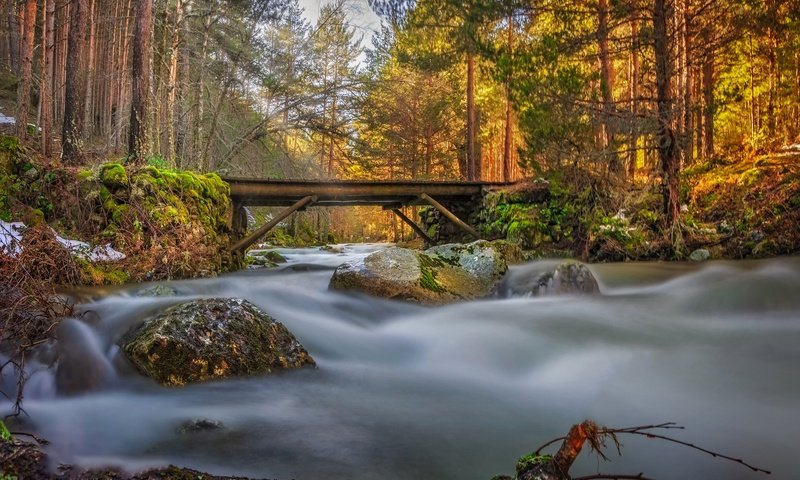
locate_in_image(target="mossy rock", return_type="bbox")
[0,135,23,174]
[425,240,509,289]
[121,298,315,386]
[248,249,287,268]
[99,162,129,190]
[329,246,507,305]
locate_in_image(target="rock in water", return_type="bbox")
[689,248,710,262]
[329,243,508,305]
[499,260,600,297]
[121,298,315,386]
[426,240,509,290]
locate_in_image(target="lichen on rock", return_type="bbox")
[121,298,315,386]
[329,241,510,305]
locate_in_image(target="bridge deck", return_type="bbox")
[224,178,509,207]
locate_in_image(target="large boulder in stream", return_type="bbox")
[121,298,315,386]
[498,260,599,297]
[329,241,508,305]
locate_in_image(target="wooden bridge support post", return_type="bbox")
[390,208,435,246]
[418,193,481,240]
[230,195,317,253]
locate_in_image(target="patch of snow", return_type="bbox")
[0,220,125,261]
[0,113,15,125]
[0,220,25,255]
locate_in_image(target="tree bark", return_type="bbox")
[503,13,513,183]
[165,0,183,164]
[653,0,680,230]
[62,0,87,164]
[128,0,153,162]
[40,0,55,155]
[466,53,476,181]
[16,0,36,140]
[82,0,96,137]
[597,0,619,175]
[681,0,693,165]
[702,27,714,159]
[627,18,639,179]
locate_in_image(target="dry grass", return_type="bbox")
[0,225,81,414]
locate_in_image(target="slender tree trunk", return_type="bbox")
[597,0,619,175]
[82,0,95,137]
[702,27,715,159]
[7,5,19,75]
[628,18,640,179]
[129,0,153,162]
[466,53,476,181]
[62,0,87,164]
[16,0,36,140]
[503,13,514,183]
[165,0,183,163]
[40,0,55,155]
[653,0,680,232]
[202,76,233,171]
[681,0,693,165]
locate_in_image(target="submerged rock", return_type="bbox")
[329,241,509,305]
[121,298,315,386]
[499,260,600,297]
[135,284,179,297]
[176,419,225,434]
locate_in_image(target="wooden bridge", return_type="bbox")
[225,178,509,253]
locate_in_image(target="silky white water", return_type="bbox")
[4,245,800,479]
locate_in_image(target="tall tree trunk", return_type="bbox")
[82,0,95,137]
[129,0,153,162]
[702,27,714,159]
[503,13,513,183]
[62,0,87,164]
[627,18,640,179]
[7,5,19,75]
[653,0,680,232]
[16,0,36,140]
[681,0,693,165]
[466,53,476,181]
[165,0,183,163]
[40,0,55,155]
[597,0,619,175]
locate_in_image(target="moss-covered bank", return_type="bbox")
[0,135,233,284]
[471,154,800,262]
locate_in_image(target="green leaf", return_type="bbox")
[0,420,11,442]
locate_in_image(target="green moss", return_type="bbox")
[418,254,446,293]
[516,453,552,474]
[99,162,129,189]
[76,169,94,181]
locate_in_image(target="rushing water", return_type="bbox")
[4,245,800,479]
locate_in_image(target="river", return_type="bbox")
[3,245,800,479]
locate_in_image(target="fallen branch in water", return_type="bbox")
[494,420,771,480]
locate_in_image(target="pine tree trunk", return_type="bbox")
[681,0,693,165]
[653,0,680,231]
[702,27,714,159]
[16,0,36,140]
[129,0,153,162]
[466,53,476,181]
[62,0,87,164]
[597,0,619,175]
[40,0,55,155]
[503,13,513,183]
[165,0,183,164]
[82,0,95,137]
[627,18,640,179]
